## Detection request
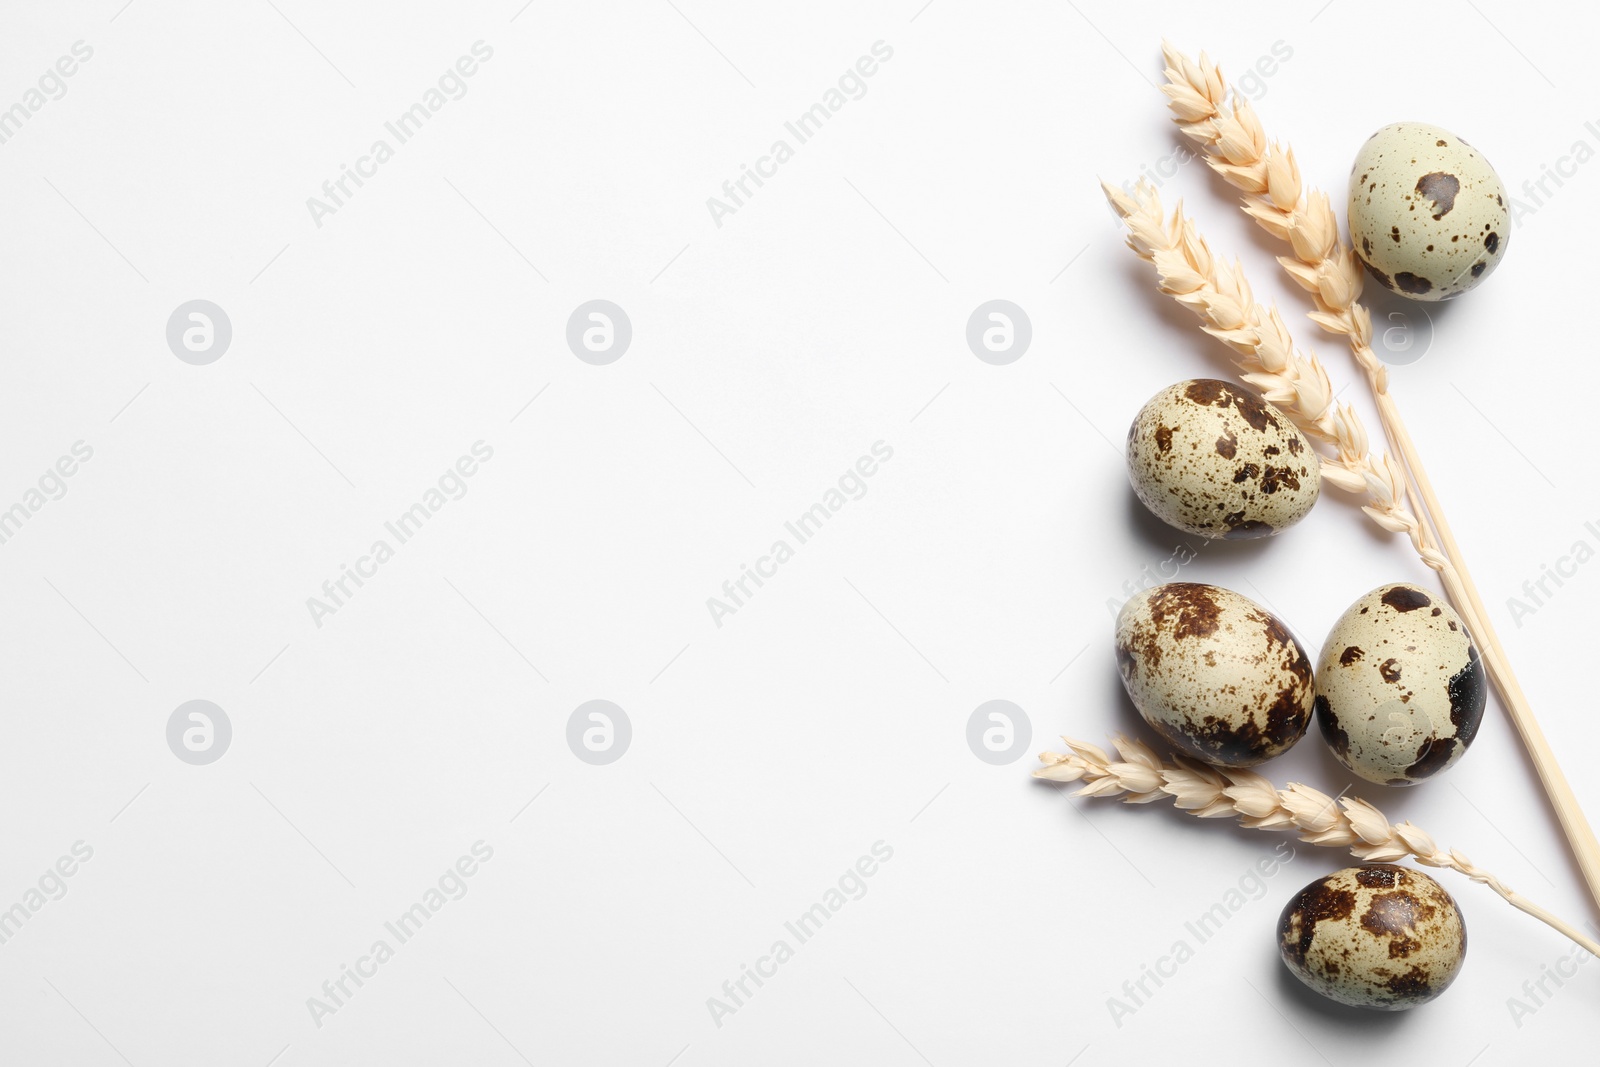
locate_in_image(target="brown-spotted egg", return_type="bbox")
[1315,583,1487,785]
[1349,122,1510,301]
[1278,864,1467,1010]
[1115,582,1315,767]
[1126,379,1319,540]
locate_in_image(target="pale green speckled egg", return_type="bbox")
[1125,379,1319,541]
[1349,122,1510,302]
[1115,582,1316,767]
[1279,864,1467,1010]
[1314,582,1488,786]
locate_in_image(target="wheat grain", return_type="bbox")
[1037,733,1600,957]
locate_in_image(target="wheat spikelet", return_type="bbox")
[1037,734,1600,957]
[1103,179,1441,562]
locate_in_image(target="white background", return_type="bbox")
[1,1,1596,1063]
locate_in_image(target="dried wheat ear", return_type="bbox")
[1037,734,1600,957]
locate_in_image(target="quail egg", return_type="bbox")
[1126,379,1319,540]
[1315,583,1487,785]
[1278,864,1467,1010]
[1349,122,1510,301]
[1115,582,1315,766]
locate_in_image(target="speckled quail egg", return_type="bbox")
[1115,582,1315,766]
[1126,379,1319,540]
[1278,864,1467,1010]
[1315,583,1487,786]
[1349,122,1510,301]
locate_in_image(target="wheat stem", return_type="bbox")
[1037,734,1600,957]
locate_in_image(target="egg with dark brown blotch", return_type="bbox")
[1315,583,1486,785]
[1126,379,1319,540]
[1349,122,1510,302]
[1278,864,1467,1010]
[1115,582,1315,767]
